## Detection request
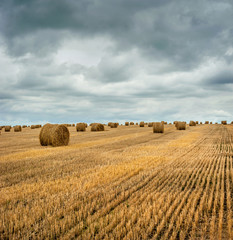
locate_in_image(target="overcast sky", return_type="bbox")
[0,0,233,125]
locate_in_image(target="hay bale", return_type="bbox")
[125,122,129,126]
[130,122,134,125]
[22,125,27,128]
[76,123,86,131]
[210,122,212,124]
[136,123,138,125]
[148,122,153,127]
[153,122,164,133]
[110,123,118,128]
[31,125,36,129]
[14,125,22,132]
[108,122,112,126]
[39,123,70,147]
[200,122,202,124]
[205,121,209,124]
[195,121,199,124]
[189,121,196,126]
[221,120,227,125]
[5,126,11,132]
[91,123,104,131]
[176,122,186,130]
[139,121,144,127]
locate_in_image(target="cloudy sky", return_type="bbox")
[0,0,233,125]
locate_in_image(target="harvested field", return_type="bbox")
[0,124,233,239]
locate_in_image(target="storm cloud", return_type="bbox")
[0,0,233,125]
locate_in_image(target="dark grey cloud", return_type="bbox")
[1,0,233,125]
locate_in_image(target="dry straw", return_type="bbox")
[91,123,104,131]
[139,121,144,127]
[221,120,227,125]
[130,122,134,125]
[176,122,186,130]
[108,122,112,126]
[110,123,118,128]
[76,123,86,131]
[5,126,11,132]
[14,125,22,132]
[153,122,164,133]
[189,121,196,126]
[205,121,209,124]
[125,122,129,126]
[148,122,153,127]
[39,123,70,147]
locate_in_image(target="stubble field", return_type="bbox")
[0,124,233,239]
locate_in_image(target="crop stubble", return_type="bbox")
[0,124,232,239]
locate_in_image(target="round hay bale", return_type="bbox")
[76,123,86,131]
[221,120,227,125]
[125,122,129,126]
[22,125,27,128]
[231,121,233,124]
[110,122,118,128]
[176,122,186,130]
[91,123,104,131]
[210,122,212,124]
[148,122,153,127]
[39,124,70,147]
[108,122,112,126]
[31,125,36,129]
[189,121,196,126]
[5,126,11,132]
[136,123,138,125]
[14,125,22,132]
[195,121,199,124]
[153,122,164,133]
[200,122,202,124]
[139,121,144,127]
[205,121,209,124]
[130,122,134,125]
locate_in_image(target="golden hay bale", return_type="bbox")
[195,121,199,124]
[39,124,70,147]
[221,120,227,125]
[153,122,164,133]
[14,125,22,132]
[176,122,186,130]
[200,122,202,124]
[5,126,11,132]
[130,122,134,125]
[76,123,86,131]
[148,122,153,127]
[136,123,138,125]
[210,122,212,124]
[139,121,144,127]
[31,125,36,129]
[189,121,196,126]
[108,122,112,126]
[205,121,209,124]
[22,125,27,128]
[91,123,104,131]
[231,121,233,124]
[110,122,118,128]
[125,122,129,126]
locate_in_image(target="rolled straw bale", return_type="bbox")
[189,121,196,126]
[148,122,153,127]
[125,122,129,126]
[91,123,104,131]
[110,123,118,128]
[221,120,227,125]
[205,121,209,124]
[76,123,86,132]
[210,122,212,124]
[5,126,11,132]
[195,121,199,124]
[136,123,138,125]
[14,125,22,132]
[176,122,186,130]
[108,122,112,126]
[153,122,164,133]
[130,122,134,125]
[39,124,70,147]
[139,121,144,127]
[200,122,202,124]
[22,125,27,128]
[31,125,36,129]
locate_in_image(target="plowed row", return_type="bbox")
[0,124,232,239]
